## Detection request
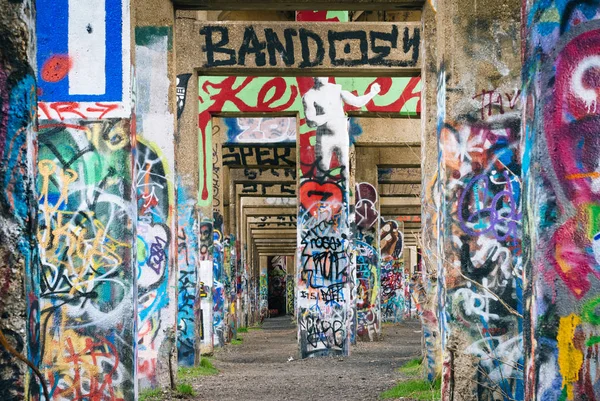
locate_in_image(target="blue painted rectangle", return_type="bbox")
[37,0,124,102]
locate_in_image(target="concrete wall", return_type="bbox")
[523,3,600,400]
[0,1,38,399]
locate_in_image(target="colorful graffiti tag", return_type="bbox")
[38,120,136,400]
[523,5,600,400]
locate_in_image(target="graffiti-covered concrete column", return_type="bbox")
[523,4,600,400]
[133,0,178,389]
[435,0,523,399]
[354,147,382,341]
[0,1,38,400]
[419,0,442,382]
[36,0,139,399]
[259,255,269,317]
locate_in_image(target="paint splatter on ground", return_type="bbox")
[189,316,422,401]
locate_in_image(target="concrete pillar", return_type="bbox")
[259,255,268,316]
[133,0,178,389]
[380,219,407,323]
[354,147,382,341]
[434,0,523,399]
[0,1,38,399]
[36,0,139,399]
[522,4,600,400]
[419,0,442,382]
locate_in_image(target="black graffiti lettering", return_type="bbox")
[238,26,267,66]
[265,28,297,66]
[200,26,237,67]
[328,30,369,67]
[369,26,397,66]
[299,28,325,68]
[402,27,420,66]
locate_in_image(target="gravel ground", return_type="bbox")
[190,316,423,401]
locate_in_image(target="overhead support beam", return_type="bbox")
[174,0,425,10]
[192,22,421,76]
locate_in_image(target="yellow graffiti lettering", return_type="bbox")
[557,314,583,400]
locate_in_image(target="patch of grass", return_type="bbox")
[399,358,423,377]
[248,325,262,330]
[380,378,441,400]
[176,383,195,397]
[178,358,219,380]
[230,337,243,345]
[139,388,162,401]
[237,327,249,333]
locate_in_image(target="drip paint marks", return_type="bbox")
[524,5,600,400]
[198,75,420,358]
[37,120,136,401]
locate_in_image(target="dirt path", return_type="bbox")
[191,316,422,401]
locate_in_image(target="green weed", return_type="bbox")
[399,358,423,377]
[380,378,441,400]
[139,388,161,401]
[178,358,219,380]
[230,338,243,345]
[176,383,195,397]
[237,327,249,333]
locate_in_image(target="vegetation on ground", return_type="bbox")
[380,358,441,400]
[399,358,423,377]
[380,378,441,400]
[139,389,162,401]
[178,357,219,380]
[230,337,243,345]
[176,383,195,397]
[237,327,249,333]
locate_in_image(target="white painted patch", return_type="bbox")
[68,0,106,95]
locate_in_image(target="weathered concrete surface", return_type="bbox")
[0,1,37,399]
[192,317,422,401]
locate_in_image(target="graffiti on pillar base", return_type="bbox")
[38,120,135,400]
[176,176,198,366]
[440,88,523,398]
[524,7,600,400]
[212,215,227,347]
[380,219,406,323]
[353,182,381,341]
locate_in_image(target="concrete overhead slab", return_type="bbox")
[174,0,424,10]
[191,21,421,75]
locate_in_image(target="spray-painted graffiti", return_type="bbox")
[380,218,406,323]
[177,176,198,366]
[38,120,135,400]
[136,139,173,388]
[439,80,523,398]
[37,0,131,119]
[524,7,600,400]
[353,182,381,341]
[224,117,296,143]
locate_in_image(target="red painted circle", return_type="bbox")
[41,55,71,83]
